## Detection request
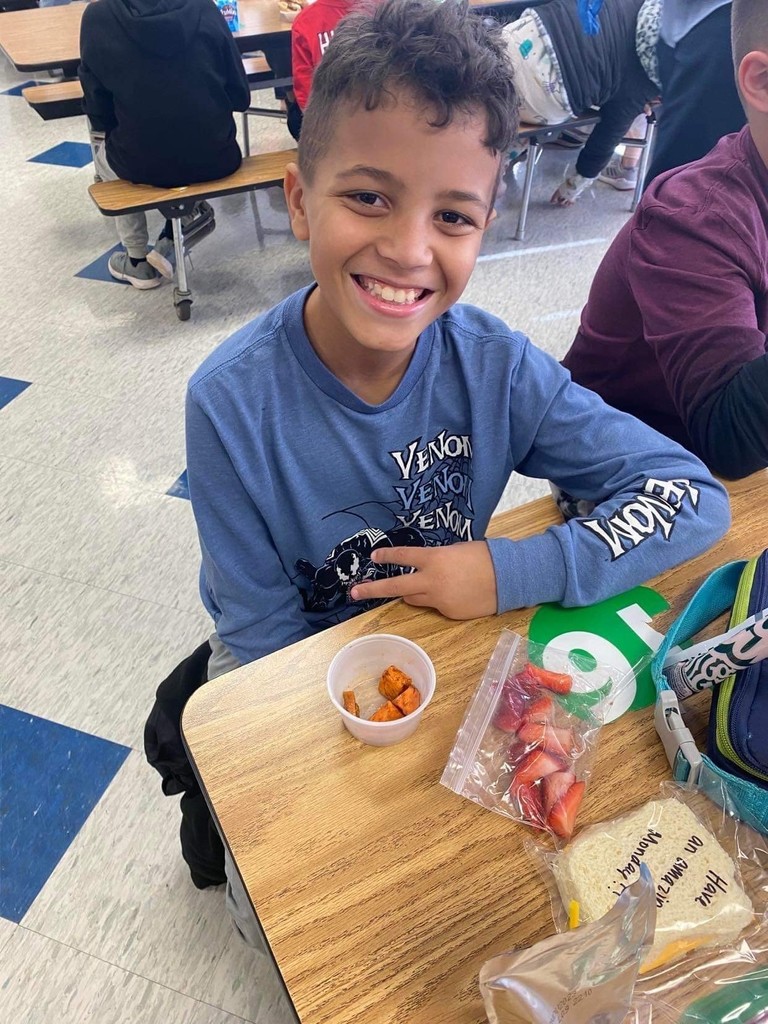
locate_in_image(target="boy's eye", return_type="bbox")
[439,210,473,228]
[352,192,383,207]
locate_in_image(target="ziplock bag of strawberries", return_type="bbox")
[441,630,622,840]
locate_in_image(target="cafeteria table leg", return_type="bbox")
[241,111,251,158]
[171,218,193,321]
[515,137,539,241]
[632,114,657,212]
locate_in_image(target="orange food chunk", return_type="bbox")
[393,685,421,716]
[370,700,404,722]
[342,690,360,717]
[378,665,412,701]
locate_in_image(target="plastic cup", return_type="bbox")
[327,634,436,746]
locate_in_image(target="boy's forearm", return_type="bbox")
[488,474,730,613]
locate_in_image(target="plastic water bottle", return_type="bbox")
[215,0,240,33]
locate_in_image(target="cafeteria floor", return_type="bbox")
[0,49,642,1024]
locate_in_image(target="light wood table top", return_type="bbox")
[0,0,535,71]
[0,0,520,71]
[182,471,767,1024]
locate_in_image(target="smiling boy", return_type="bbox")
[188,0,728,674]
[183,0,729,941]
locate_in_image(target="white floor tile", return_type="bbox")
[0,918,17,957]
[0,381,187,492]
[23,753,295,1023]
[0,559,209,749]
[0,456,202,613]
[0,927,264,1024]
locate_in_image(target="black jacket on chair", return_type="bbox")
[79,0,251,188]
[536,0,657,178]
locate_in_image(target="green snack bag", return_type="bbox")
[678,969,768,1024]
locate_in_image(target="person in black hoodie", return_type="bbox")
[501,0,659,205]
[79,0,251,288]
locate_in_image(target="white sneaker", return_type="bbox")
[550,171,596,206]
[598,158,638,191]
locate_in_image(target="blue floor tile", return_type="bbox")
[167,469,190,500]
[0,376,31,410]
[28,141,93,168]
[0,706,130,923]
[2,81,36,97]
[75,244,126,284]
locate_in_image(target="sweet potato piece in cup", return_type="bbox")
[379,665,412,701]
[393,685,421,716]
[342,690,360,717]
[370,700,404,722]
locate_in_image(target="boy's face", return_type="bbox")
[285,93,500,373]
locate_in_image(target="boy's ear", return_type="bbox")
[738,50,768,114]
[284,162,310,241]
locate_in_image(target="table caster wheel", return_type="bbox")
[176,299,192,321]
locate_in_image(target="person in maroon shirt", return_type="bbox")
[562,0,768,480]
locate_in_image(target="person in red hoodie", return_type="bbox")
[289,0,357,138]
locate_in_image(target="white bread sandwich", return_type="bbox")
[552,797,753,971]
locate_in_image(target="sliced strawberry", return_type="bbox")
[523,694,554,724]
[542,770,576,814]
[525,663,573,694]
[512,781,546,828]
[493,679,529,733]
[548,780,586,840]
[505,739,528,770]
[513,748,563,787]
[494,704,524,733]
[510,667,541,697]
[518,721,575,758]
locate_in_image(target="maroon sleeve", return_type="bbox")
[626,203,766,429]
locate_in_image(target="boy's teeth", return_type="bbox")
[360,276,421,304]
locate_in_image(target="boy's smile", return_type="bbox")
[285,92,501,401]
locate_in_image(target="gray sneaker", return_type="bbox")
[108,251,162,289]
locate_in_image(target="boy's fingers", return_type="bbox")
[350,573,425,602]
[371,546,427,568]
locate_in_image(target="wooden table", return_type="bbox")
[0,0,537,73]
[182,471,767,1024]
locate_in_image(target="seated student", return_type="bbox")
[79,0,251,289]
[290,0,357,140]
[562,0,767,480]
[176,0,728,942]
[645,0,746,186]
[501,0,661,205]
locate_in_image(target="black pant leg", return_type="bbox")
[144,640,226,887]
[644,4,746,188]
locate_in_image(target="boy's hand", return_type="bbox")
[349,541,498,619]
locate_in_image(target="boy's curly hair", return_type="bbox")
[298,0,518,180]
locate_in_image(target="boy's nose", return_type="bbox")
[375,216,433,270]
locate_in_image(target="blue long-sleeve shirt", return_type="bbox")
[186,288,730,667]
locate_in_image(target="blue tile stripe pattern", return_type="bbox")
[28,141,93,168]
[1,81,37,97]
[0,705,130,923]
[0,376,31,410]
[75,245,125,284]
[167,469,190,500]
